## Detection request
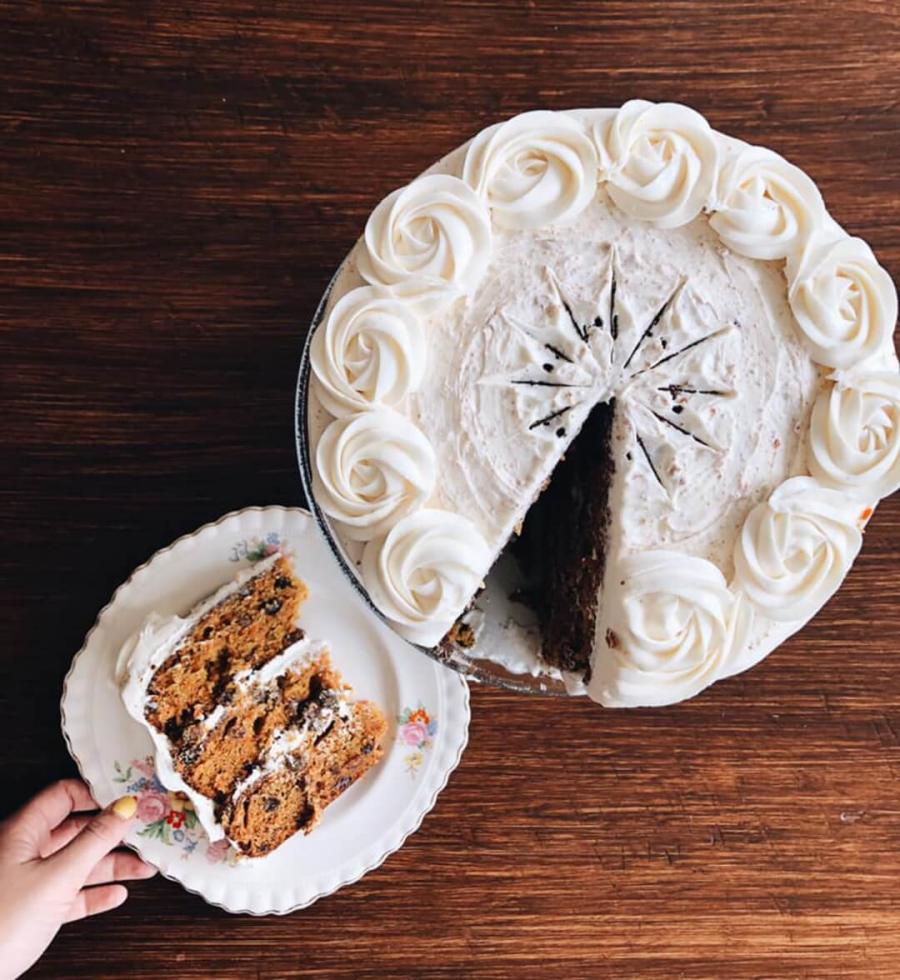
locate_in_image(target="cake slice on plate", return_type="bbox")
[117,553,386,858]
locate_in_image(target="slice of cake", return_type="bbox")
[117,554,386,858]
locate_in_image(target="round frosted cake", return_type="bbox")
[307,101,899,707]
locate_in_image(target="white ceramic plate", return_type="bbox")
[60,506,470,915]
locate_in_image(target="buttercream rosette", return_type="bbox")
[361,509,491,647]
[593,99,719,229]
[314,408,436,542]
[463,109,597,229]
[598,551,747,707]
[788,236,897,369]
[357,173,491,314]
[733,477,863,622]
[808,369,900,500]
[310,285,426,417]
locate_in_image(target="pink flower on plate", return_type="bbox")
[132,758,155,778]
[401,721,429,747]
[264,543,280,556]
[137,791,169,824]
[206,839,230,864]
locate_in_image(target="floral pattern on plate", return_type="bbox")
[397,704,437,778]
[112,757,238,865]
[228,531,290,564]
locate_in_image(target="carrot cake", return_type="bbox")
[117,554,386,857]
[307,101,899,707]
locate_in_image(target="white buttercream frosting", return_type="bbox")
[594,551,740,707]
[593,100,718,229]
[314,408,436,541]
[232,635,327,692]
[719,590,756,679]
[732,476,863,622]
[361,509,491,646]
[462,109,597,229]
[308,102,895,706]
[357,173,491,313]
[788,236,898,369]
[310,285,426,417]
[710,144,825,260]
[809,369,900,500]
[116,613,223,841]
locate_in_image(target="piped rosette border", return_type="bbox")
[309,100,899,706]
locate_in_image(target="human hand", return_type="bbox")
[0,779,156,980]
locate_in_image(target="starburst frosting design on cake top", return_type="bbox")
[488,254,738,508]
[309,101,899,708]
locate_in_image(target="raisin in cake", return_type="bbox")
[117,554,386,857]
[308,101,899,707]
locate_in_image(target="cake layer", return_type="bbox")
[309,700,386,808]
[175,642,332,803]
[222,698,386,856]
[224,766,316,856]
[145,555,307,736]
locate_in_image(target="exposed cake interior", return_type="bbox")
[512,399,616,676]
[419,200,817,683]
[216,650,386,856]
[120,555,387,858]
[146,557,308,738]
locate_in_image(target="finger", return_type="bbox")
[2,780,98,858]
[85,850,157,887]
[48,796,137,882]
[64,883,128,924]
[40,814,93,858]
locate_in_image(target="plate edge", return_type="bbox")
[59,505,471,915]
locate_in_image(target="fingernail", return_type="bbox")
[112,795,138,820]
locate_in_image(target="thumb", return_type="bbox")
[48,795,138,882]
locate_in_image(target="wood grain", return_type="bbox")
[1,1,899,977]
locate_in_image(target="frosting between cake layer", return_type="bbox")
[227,684,351,807]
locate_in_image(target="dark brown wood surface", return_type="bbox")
[2,1,899,977]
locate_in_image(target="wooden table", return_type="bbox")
[3,2,899,976]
